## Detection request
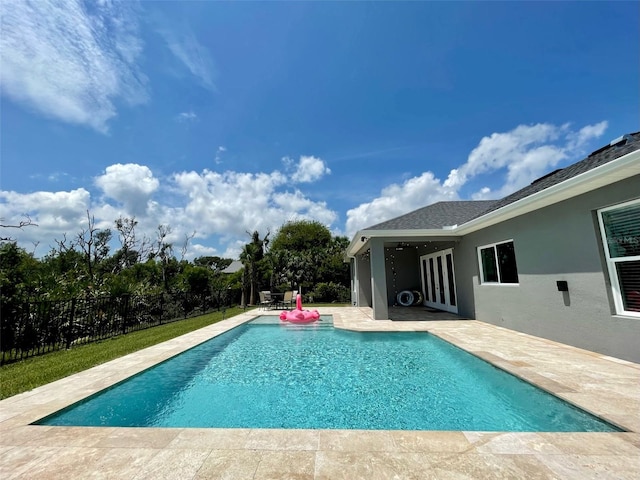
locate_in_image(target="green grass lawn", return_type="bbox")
[0,303,350,400]
[0,306,246,400]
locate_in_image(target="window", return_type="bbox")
[598,199,640,316]
[478,240,519,284]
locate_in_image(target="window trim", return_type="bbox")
[597,198,640,318]
[477,239,520,285]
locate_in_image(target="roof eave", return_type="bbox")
[346,227,459,257]
[346,146,640,259]
[456,147,640,235]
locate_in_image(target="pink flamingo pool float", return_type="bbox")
[280,294,320,324]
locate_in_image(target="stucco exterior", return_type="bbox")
[454,175,640,362]
[347,133,640,363]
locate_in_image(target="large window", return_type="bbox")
[478,240,519,284]
[598,199,640,316]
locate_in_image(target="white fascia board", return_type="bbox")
[345,231,365,259]
[457,148,640,235]
[346,228,458,257]
[360,228,457,238]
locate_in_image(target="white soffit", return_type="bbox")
[346,229,452,257]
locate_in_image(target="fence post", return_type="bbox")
[121,295,130,335]
[65,298,76,349]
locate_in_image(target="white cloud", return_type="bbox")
[0,188,91,248]
[177,111,198,122]
[170,167,336,241]
[272,190,337,225]
[566,121,608,150]
[1,160,334,258]
[284,155,332,183]
[221,239,250,261]
[345,172,456,236]
[215,146,226,164]
[94,163,159,214]
[0,0,147,133]
[443,123,564,191]
[471,187,493,201]
[189,243,219,258]
[159,27,216,90]
[460,121,608,198]
[1,120,610,257]
[346,121,608,237]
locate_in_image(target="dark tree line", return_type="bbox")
[0,216,350,363]
[1,216,350,309]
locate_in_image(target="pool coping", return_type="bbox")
[1,307,639,479]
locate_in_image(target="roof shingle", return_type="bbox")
[363,132,640,233]
[365,200,499,230]
[470,132,640,220]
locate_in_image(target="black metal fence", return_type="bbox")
[0,292,231,365]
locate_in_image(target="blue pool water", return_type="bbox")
[37,316,619,431]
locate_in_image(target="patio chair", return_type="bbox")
[281,290,298,309]
[259,291,272,310]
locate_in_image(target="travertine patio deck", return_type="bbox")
[1,307,638,479]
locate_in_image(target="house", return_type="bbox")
[221,260,243,274]
[346,133,640,363]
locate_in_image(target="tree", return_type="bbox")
[0,242,41,352]
[283,251,314,292]
[0,242,40,302]
[148,225,173,291]
[269,220,339,292]
[239,230,269,305]
[114,216,147,271]
[180,231,196,262]
[74,211,111,287]
[43,243,89,298]
[0,215,38,242]
[318,236,350,286]
[193,256,232,273]
[269,220,331,252]
[180,264,212,296]
[240,242,259,306]
[265,249,288,291]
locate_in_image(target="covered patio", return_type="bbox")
[350,235,461,320]
[387,305,465,321]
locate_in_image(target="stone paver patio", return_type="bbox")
[1,306,638,479]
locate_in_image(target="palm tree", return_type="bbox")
[239,230,270,305]
[265,249,288,292]
[239,242,259,306]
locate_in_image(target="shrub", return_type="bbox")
[312,282,350,303]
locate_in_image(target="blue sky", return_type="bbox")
[1,1,638,259]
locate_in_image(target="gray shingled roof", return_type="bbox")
[221,260,243,274]
[469,132,640,220]
[363,132,639,233]
[365,200,499,230]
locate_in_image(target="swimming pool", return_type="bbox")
[36,316,620,432]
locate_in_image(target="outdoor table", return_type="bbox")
[270,293,284,309]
